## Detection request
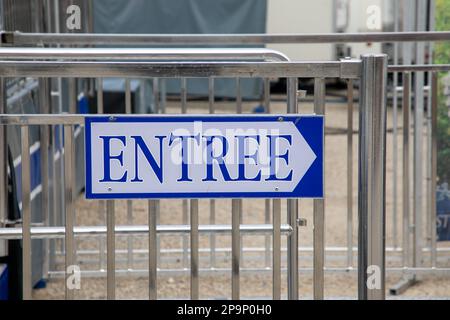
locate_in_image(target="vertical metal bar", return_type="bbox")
[97,78,104,114]
[208,77,216,268]
[125,79,132,113]
[235,78,244,268]
[231,198,241,300]
[430,72,438,268]
[413,0,427,270]
[236,77,242,114]
[358,54,387,300]
[52,0,65,263]
[68,78,77,114]
[49,84,58,272]
[401,0,414,273]
[426,0,436,256]
[106,200,115,300]
[63,125,75,300]
[97,77,105,271]
[190,199,199,300]
[0,78,7,263]
[153,78,159,114]
[148,200,158,300]
[181,77,188,268]
[39,78,50,278]
[264,77,271,268]
[125,78,133,270]
[272,199,281,300]
[264,199,271,268]
[392,0,399,250]
[347,79,354,268]
[313,77,325,300]
[160,78,166,114]
[21,126,32,300]
[286,77,298,300]
[402,72,411,268]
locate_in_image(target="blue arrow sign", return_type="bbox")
[85,115,323,199]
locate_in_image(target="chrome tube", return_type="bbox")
[313,77,325,300]
[63,125,75,300]
[190,199,199,300]
[4,31,450,45]
[148,200,158,300]
[106,200,115,300]
[402,72,411,268]
[21,126,32,300]
[347,79,354,268]
[430,72,438,267]
[286,77,298,300]
[358,54,387,300]
[272,199,281,300]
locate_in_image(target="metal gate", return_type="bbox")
[0,50,388,300]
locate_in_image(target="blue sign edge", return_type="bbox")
[85,115,324,199]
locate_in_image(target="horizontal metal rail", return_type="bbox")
[3,31,450,45]
[49,246,450,256]
[0,224,292,240]
[0,48,289,61]
[45,267,450,279]
[0,113,315,125]
[388,64,450,72]
[0,60,361,78]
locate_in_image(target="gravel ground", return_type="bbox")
[32,94,450,300]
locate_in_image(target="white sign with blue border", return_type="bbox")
[85,115,323,199]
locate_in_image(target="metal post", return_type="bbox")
[39,78,51,278]
[148,200,158,300]
[68,78,77,114]
[97,78,104,114]
[392,0,399,250]
[426,0,436,255]
[106,199,115,300]
[49,78,58,273]
[21,126,32,300]
[97,77,105,271]
[153,78,159,114]
[430,72,438,267]
[64,125,75,300]
[313,77,325,300]
[392,23,398,248]
[208,77,216,268]
[0,79,7,262]
[347,79,354,268]
[190,199,199,300]
[125,78,133,270]
[181,77,188,269]
[235,78,244,268]
[358,54,387,300]
[413,0,427,270]
[286,77,298,300]
[403,72,411,267]
[231,198,241,300]
[264,77,271,268]
[272,199,281,300]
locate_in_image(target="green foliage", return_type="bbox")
[435,0,450,64]
[435,0,450,182]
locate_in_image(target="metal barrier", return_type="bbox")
[0,31,449,301]
[0,52,389,300]
[385,64,450,295]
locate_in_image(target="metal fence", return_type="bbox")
[0,30,450,301]
[0,50,390,300]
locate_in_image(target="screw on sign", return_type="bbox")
[85,115,323,199]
